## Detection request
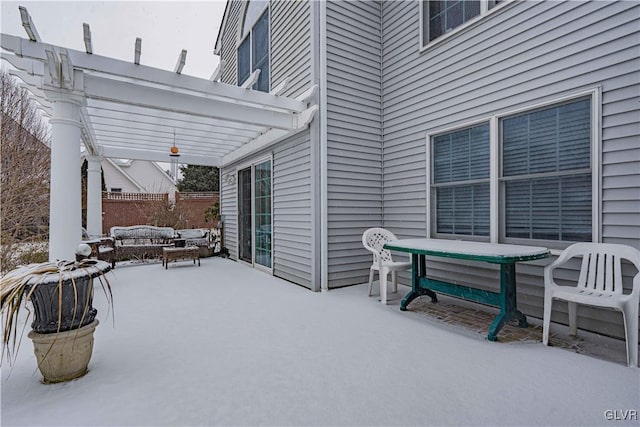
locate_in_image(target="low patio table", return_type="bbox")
[383,239,550,341]
[162,246,200,269]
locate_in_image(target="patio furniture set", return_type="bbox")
[362,228,640,367]
[84,225,217,269]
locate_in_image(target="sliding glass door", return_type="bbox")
[237,167,252,263]
[237,159,272,270]
[254,160,272,269]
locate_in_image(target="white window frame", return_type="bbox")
[241,0,268,38]
[426,88,602,249]
[419,0,511,52]
[426,116,492,241]
[235,154,274,274]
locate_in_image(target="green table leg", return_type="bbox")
[401,254,437,311]
[487,263,528,341]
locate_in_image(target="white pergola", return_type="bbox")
[1,9,317,262]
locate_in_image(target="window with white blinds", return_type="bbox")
[432,123,490,237]
[429,95,595,245]
[501,98,592,242]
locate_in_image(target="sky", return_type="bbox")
[1,258,638,426]
[0,0,228,80]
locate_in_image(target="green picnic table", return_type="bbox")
[383,239,550,341]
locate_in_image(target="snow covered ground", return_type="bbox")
[2,257,638,426]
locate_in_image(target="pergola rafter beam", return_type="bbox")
[1,51,45,76]
[210,60,225,82]
[79,108,102,156]
[100,146,221,167]
[7,69,52,109]
[99,143,236,158]
[19,6,40,42]
[91,128,244,150]
[88,115,262,139]
[98,142,234,159]
[90,123,251,145]
[83,23,92,54]
[134,38,141,65]
[83,74,298,130]
[241,69,260,89]
[99,143,235,160]
[174,49,186,74]
[270,78,290,96]
[85,100,265,133]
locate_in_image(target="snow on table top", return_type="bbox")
[384,238,549,260]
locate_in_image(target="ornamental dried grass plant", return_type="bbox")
[0,259,113,366]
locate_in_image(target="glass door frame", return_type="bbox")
[235,155,273,274]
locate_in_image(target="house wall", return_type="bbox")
[271,0,312,97]
[380,0,640,338]
[101,160,140,193]
[325,0,383,288]
[101,160,177,194]
[272,131,313,287]
[218,1,314,288]
[123,161,176,195]
[215,1,638,338]
[220,129,313,288]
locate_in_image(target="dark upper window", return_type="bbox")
[237,2,269,92]
[421,0,504,47]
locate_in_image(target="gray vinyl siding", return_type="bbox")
[269,0,313,286]
[380,0,640,339]
[326,0,383,288]
[218,0,241,85]
[273,130,313,288]
[220,166,238,260]
[271,0,312,98]
[220,130,313,288]
[217,0,315,288]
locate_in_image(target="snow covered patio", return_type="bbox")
[2,257,638,426]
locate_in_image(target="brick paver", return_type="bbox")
[405,296,629,365]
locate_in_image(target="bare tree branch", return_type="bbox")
[1,69,51,271]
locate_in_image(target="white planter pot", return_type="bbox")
[28,319,99,383]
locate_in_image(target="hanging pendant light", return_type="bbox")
[169,129,180,158]
[169,129,180,180]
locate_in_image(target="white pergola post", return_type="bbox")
[47,94,84,261]
[85,155,103,238]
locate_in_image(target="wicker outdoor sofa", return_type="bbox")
[99,225,176,267]
[176,228,213,257]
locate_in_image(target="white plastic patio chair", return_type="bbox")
[542,242,640,367]
[362,228,411,305]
